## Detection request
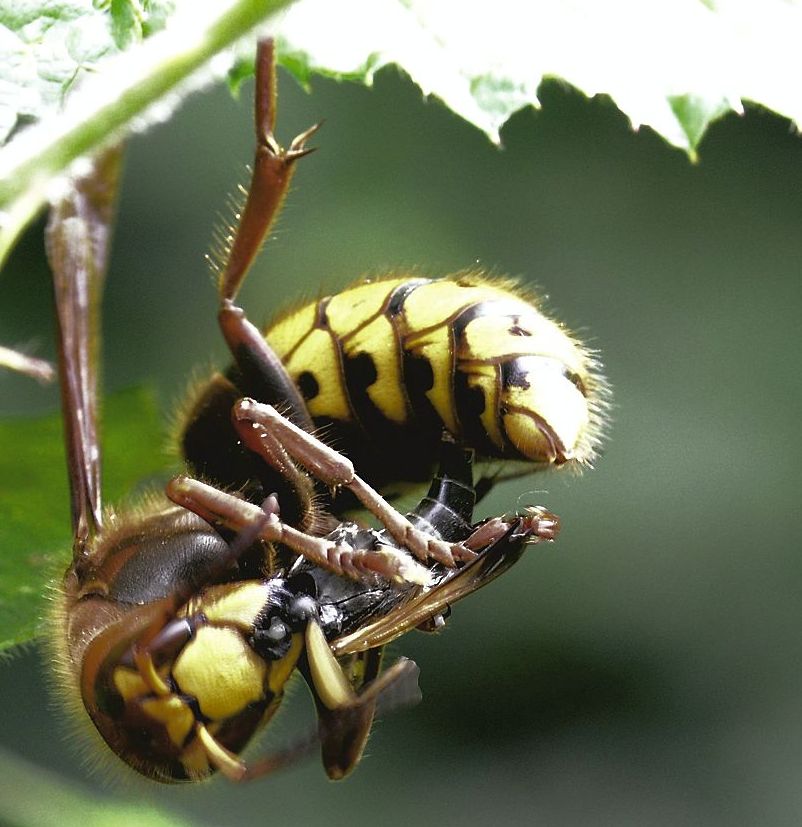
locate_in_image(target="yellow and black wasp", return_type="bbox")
[45,39,579,783]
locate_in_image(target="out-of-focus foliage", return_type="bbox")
[0,0,172,142]
[0,388,167,649]
[0,746,192,826]
[274,0,802,155]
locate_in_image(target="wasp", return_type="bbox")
[45,39,565,783]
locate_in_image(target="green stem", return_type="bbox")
[0,0,296,270]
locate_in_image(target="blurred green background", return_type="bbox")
[0,61,801,826]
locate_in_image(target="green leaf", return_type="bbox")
[270,0,801,154]
[110,0,143,50]
[2,0,801,185]
[0,386,168,651]
[0,746,193,827]
[140,1,176,38]
[0,0,296,272]
[2,0,800,274]
[0,0,120,144]
[668,94,732,162]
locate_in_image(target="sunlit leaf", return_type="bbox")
[0,0,119,144]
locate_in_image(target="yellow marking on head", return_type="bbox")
[141,696,195,747]
[112,662,173,702]
[199,582,272,630]
[172,626,267,721]
[112,666,149,701]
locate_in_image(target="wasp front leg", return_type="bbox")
[300,626,420,779]
[166,476,432,586]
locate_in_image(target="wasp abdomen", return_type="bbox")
[267,274,606,471]
[182,274,606,498]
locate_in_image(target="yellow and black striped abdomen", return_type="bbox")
[266,274,607,487]
[180,273,607,500]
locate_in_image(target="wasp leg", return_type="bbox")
[232,403,321,534]
[213,38,318,432]
[233,399,476,568]
[330,509,560,656]
[167,476,432,586]
[301,620,421,779]
[217,38,319,305]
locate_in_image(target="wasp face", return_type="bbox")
[79,578,306,782]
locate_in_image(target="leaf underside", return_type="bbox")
[1,0,800,157]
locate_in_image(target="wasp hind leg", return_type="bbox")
[166,475,432,586]
[233,398,479,568]
[213,37,319,433]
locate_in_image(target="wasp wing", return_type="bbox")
[330,520,530,656]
